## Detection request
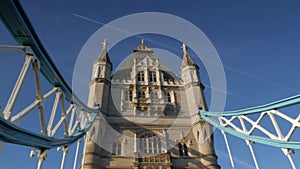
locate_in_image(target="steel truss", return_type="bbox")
[200,95,300,169]
[0,0,99,168]
[0,45,97,168]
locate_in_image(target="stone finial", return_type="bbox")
[102,39,108,50]
[134,39,151,52]
[182,43,187,54]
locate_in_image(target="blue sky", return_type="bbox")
[1,0,300,168]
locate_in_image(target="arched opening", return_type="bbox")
[137,71,145,81]
[138,91,146,98]
[178,143,188,157]
[149,71,157,82]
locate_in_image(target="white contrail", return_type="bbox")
[71,13,298,99]
[71,13,184,52]
[71,13,105,26]
[72,13,135,36]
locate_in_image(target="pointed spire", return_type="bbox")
[181,43,197,68]
[95,39,112,65]
[182,43,187,55]
[102,39,108,50]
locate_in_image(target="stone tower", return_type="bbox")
[82,39,220,169]
[87,39,112,110]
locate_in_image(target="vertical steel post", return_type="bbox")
[47,91,60,135]
[60,93,69,137]
[222,130,235,169]
[37,159,43,169]
[60,146,69,169]
[37,149,47,169]
[73,139,81,169]
[287,153,296,169]
[247,141,259,169]
[32,59,47,136]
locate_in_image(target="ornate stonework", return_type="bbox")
[82,40,220,169]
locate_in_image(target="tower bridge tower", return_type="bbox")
[82,39,220,169]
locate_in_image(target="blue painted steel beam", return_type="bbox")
[0,0,97,149]
[0,0,95,113]
[201,94,300,116]
[200,94,300,149]
[200,111,300,149]
[0,116,85,149]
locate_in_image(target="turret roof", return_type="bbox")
[94,39,112,65]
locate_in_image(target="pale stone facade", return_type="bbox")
[82,40,220,169]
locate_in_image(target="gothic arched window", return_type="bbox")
[96,66,101,78]
[178,143,183,156]
[139,133,162,154]
[125,90,133,101]
[183,143,188,156]
[149,71,157,82]
[137,71,145,81]
[178,143,188,157]
[138,91,146,98]
[165,92,172,103]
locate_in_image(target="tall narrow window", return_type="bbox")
[183,143,188,156]
[137,71,145,81]
[128,91,133,101]
[178,143,188,157]
[125,91,128,101]
[139,133,162,154]
[125,90,133,101]
[153,136,158,153]
[96,66,101,78]
[148,137,153,153]
[112,142,122,155]
[138,91,146,98]
[166,92,172,103]
[178,144,183,156]
[149,71,157,82]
